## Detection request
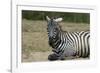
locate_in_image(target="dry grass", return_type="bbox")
[22,19,90,62]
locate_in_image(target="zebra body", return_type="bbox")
[46,16,90,61]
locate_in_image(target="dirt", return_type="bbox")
[22,51,89,62]
[22,51,52,62]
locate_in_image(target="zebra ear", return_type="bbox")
[46,16,50,21]
[54,18,63,22]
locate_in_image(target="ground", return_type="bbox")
[22,19,90,62]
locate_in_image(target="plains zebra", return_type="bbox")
[46,16,90,61]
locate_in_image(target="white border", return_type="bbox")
[11,1,97,73]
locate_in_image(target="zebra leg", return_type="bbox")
[48,53,59,61]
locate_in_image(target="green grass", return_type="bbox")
[22,19,90,62]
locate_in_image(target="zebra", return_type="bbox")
[46,16,90,61]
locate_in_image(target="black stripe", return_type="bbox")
[67,32,74,44]
[83,32,89,57]
[87,35,90,57]
[80,32,85,57]
[55,39,61,49]
[71,32,79,55]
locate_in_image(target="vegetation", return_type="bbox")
[22,10,90,24]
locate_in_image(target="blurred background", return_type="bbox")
[22,10,90,23]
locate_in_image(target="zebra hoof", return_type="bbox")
[48,54,58,61]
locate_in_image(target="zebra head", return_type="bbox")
[46,16,63,38]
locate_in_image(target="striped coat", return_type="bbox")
[46,16,90,61]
